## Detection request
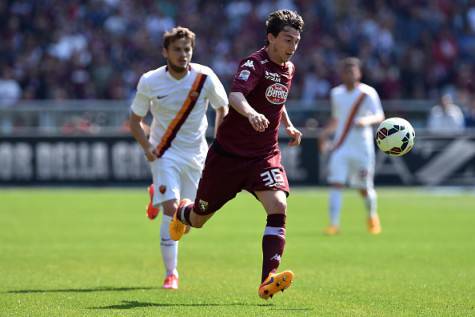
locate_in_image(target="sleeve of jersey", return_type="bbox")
[206,70,229,109]
[330,90,337,118]
[367,89,384,116]
[230,58,262,96]
[130,75,151,117]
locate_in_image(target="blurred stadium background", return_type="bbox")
[0,0,474,186]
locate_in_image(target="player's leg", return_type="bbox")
[160,200,180,288]
[353,153,381,234]
[170,145,243,240]
[170,197,215,241]
[150,159,181,288]
[255,190,294,299]
[325,151,348,234]
[176,166,207,232]
[250,154,293,299]
[358,187,381,234]
[326,183,344,234]
[256,190,288,282]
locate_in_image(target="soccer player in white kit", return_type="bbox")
[129,27,228,289]
[319,57,385,235]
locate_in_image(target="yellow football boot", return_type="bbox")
[368,215,382,235]
[169,199,192,241]
[324,225,340,235]
[258,270,294,300]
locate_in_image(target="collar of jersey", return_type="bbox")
[166,65,192,82]
[262,46,289,70]
[344,83,362,93]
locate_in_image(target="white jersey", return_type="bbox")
[131,63,228,170]
[330,83,383,152]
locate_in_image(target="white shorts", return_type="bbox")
[149,157,201,207]
[327,148,374,189]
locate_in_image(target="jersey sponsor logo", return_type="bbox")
[159,185,167,194]
[265,83,288,104]
[241,60,255,69]
[238,69,250,81]
[265,70,281,83]
[260,59,269,64]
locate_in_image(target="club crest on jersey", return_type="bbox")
[265,83,288,104]
[238,69,250,81]
[159,185,167,194]
[198,199,208,212]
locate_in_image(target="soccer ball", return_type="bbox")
[375,117,415,156]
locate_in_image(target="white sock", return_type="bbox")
[365,188,377,218]
[160,214,178,277]
[329,188,342,226]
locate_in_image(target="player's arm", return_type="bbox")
[355,90,385,127]
[129,75,156,161]
[229,92,269,132]
[214,106,228,138]
[205,68,229,138]
[354,113,385,127]
[229,57,268,132]
[318,91,338,153]
[281,106,302,146]
[318,117,337,153]
[129,113,156,161]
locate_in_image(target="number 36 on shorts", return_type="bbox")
[260,168,284,187]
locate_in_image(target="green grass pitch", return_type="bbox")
[0,188,474,317]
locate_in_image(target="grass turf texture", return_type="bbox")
[0,188,474,317]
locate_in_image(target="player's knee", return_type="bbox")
[163,204,178,217]
[271,199,287,214]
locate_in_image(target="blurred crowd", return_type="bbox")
[1,0,475,127]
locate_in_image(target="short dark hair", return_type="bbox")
[340,57,362,70]
[266,10,304,39]
[162,26,195,49]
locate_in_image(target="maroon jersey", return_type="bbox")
[216,47,295,158]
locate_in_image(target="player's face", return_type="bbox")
[341,65,362,85]
[268,26,301,64]
[162,38,193,73]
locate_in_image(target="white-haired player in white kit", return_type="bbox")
[319,57,385,235]
[129,27,228,289]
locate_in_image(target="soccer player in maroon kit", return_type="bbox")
[169,10,304,299]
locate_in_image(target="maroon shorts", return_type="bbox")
[194,142,290,215]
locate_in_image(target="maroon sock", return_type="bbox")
[261,214,286,283]
[177,203,194,226]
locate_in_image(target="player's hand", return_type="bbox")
[354,117,367,127]
[144,146,158,162]
[286,126,302,146]
[248,112,269,132]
